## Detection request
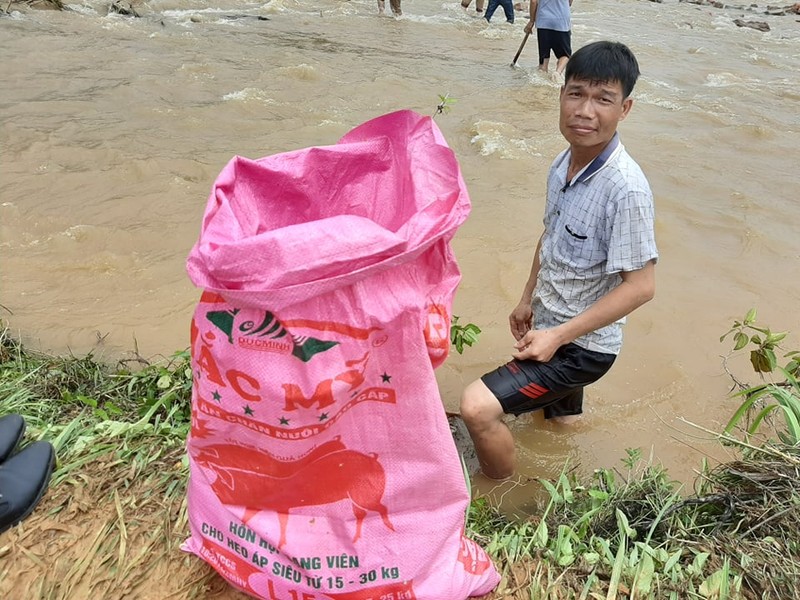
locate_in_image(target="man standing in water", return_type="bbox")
[525,0,573,76]
[460,0,485,16]
[378,0,401,17]
[460,41,658,480]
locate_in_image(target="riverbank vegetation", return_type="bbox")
[1,311,798,599]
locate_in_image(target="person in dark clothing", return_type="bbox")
[485,0,515,22]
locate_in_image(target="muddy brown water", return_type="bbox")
[2,0,799,516]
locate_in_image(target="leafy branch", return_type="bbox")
[720,307,798,376]
[427,92,479,355]
[451,316,481,354]
[721,308,800,445]
[432,93,457,119]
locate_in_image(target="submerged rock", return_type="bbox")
[733,17,771,29]
[110,0,146,17]
[680,0,799,14]
[5,0,64,11]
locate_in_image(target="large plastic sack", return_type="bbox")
[183,110,500,600]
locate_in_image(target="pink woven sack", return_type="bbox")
[183,110,500,600]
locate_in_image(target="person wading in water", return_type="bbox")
[460,41,658,480]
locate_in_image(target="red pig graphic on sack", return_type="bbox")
[192,438,395,548]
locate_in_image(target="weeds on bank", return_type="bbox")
[470,456,746,599]
[0,324,191,481]
[4,310,800,599]
[0,325,200,597]
[720,307,800,445]
[467,310,800,599]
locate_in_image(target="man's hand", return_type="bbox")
[509,301,533,341]
[524,19,535,34]
[512,327,563,362]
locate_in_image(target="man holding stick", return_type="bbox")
[525,0,573,75]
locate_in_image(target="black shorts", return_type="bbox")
[537,28,572,64]
[480,343,615,418]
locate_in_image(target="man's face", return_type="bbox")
[559,78,633,152]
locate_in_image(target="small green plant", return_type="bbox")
[451,316,481,354]
[621,447,643,471]
[721,309,800,444]
[62,391,123,421]
[130,349,193,428]
[720,307,798,375]
[432,93,456,119]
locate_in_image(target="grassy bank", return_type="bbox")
[1,320,799,599]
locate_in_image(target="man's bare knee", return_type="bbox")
[460,380,503,431]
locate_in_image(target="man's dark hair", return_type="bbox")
[564,41,641,99]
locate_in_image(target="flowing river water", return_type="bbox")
[1,0,799,515]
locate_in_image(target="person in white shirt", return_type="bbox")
[460,41,658,480]
[525,0,573,74]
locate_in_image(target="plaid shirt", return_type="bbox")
[532,134,658,354]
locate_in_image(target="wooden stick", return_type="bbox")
[511,31,531,66]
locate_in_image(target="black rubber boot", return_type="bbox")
[0,440,56,535]
[0,414,25,463]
